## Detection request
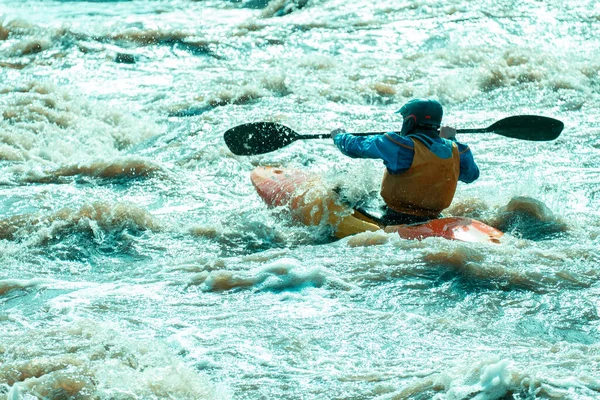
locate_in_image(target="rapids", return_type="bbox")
[1,0,599,398]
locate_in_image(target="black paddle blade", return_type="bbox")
[224,122,299,155]
[487,115,564,141]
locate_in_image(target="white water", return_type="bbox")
[1,0,599,398]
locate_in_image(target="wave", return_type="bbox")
[0,17,219,62]
[168,84,266,117]
[334,227,594,295]
[491,196,569,240]
[13,157,163,183]
[0,18,71,59]
[449,196,568,241]
[0,277,48,295]
[391,356,600,399]
[0,81,160,164]
[419,243,596,293]
[0,202,160,244]
[261,0,310,17]
[53,158,162,179]
[168,75,290,117]
[188,257,354,292]
[475,47,598,101]
[3,9,598,113]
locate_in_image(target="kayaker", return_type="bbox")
[330,98,479,225]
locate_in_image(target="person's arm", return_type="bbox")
[439,126,479,183]
[456,142,479,183]
[333,132,395,160]
[332,131,414,174]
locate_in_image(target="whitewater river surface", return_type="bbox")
[1,0,600,398]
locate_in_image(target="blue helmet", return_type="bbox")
[396,98,443,135]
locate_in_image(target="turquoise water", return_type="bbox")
[1,0,599,398]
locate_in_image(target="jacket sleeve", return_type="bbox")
[333,133,392,159]
[455,141,480,183]
[333,133,414,174]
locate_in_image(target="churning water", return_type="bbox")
[1,0,600,398]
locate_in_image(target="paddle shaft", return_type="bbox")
[301,127,485,140]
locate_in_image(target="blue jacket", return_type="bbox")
[333,131,479,183]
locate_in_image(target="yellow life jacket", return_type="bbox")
[380,136,460,217]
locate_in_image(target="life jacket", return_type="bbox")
[380,134,460,217]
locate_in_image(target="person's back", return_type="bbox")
[331,98,479,223]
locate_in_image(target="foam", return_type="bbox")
[381,356,600,399]
[345,230,390,247]
[435,358,515,399]
[6,37,52,56]
[0,319,225,399]
[191,257,354,292]
[0,1,598,398]
[436,356,600,399]
[0,82,160,166]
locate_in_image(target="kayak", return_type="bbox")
[251,166,503,244]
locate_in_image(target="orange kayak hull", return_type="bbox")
[251,166,503,244]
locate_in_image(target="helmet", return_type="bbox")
[396,98,443,135]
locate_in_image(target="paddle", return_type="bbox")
[224,115,564,156]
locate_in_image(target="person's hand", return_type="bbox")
[439,126,456,139]
[330,127,346,140]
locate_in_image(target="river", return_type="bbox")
[1,0,599,398]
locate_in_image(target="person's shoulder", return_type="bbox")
[384,132,414,149]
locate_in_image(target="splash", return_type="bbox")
[447,198,492,222]
[0,0,598,398]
